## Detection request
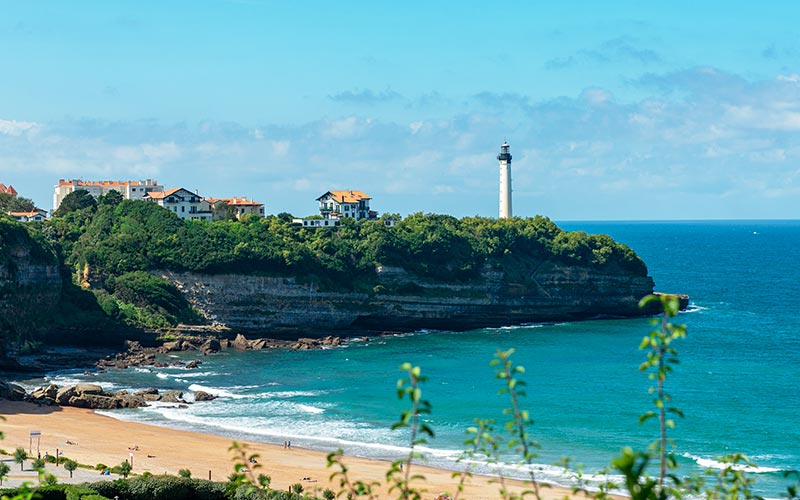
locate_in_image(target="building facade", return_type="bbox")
[53,179,164,211]
[316,190,375,220]
[143,187,212,221]
[206,197,265,220]
[294,189,396,228]
[8,209,47,222]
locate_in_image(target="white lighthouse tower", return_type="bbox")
[497,141,512,218]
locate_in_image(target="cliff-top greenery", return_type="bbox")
[4,191,647,330]
[43,193,647,281]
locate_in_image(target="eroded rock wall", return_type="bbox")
[161,262,655,334]
[0,243,62,359]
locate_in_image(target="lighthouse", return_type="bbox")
[497,141,512,218]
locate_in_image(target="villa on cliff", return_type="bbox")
[143,187,213,221]
[7,209,47,222]
[206,197,265,220]
[294,190,396,227]
[53,179,164,211]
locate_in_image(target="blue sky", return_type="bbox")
[1,1,799,219]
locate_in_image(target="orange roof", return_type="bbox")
[206,197,263,206]
[9,211,44,218]
[57,179,159,187]
[0,183,18,195]
[318,190,371,203]
[144,187,183,199]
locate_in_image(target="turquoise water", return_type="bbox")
[27,221,800,497]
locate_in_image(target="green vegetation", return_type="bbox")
[0,193,36,213]
[0,460,9,485]
[52,189,97,218]
[63,460,78,478]
[2,198,648,337]
[13,447,27,471]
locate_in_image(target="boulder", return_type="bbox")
[134,388,161,401]
[0,382,28,401]
[74,383,103,395]
[193,391,217,402]
[159,390,184,403]
[68,393,118,409]
[161,340,182,352]
[250,339,267,350]
[55,386,76,404]
[185,360,201,369]
[31,384,59,400]
[231,334,249,350]
[199,338,221,354]
[114,393,147,408]
[125,340,143,352]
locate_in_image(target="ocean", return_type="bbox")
[20,220,800,497]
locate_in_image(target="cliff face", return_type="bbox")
[161,262,655,334]
[0,241,62,358]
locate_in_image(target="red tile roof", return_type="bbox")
[317,190,371,203]
[206,197,264,206]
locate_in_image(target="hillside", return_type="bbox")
[0,200,658,361]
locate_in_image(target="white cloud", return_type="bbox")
[271,140,290,157]
[0,118,38,136]
[2,67,800,219]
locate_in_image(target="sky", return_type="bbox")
[1,1,799,220]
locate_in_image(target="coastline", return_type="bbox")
[0,400,589,499]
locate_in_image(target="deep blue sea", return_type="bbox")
[20,221,800,497]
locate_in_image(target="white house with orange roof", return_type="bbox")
[143,187,212,221]
[316,190,375,220]
[205,197,265,220]
[53,179,163,211]
[294,190,395,228]
[8,208,47,222]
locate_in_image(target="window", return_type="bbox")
[181,206,185,212]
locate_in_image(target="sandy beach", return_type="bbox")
[0,400,587,499]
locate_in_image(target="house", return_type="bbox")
[143,187,212,221]
[53,179,163,211]
[316,190,376,220]
[0,183,18,196]
[8,209,47,222]
[206,197,265,220]
[293,189,396,228]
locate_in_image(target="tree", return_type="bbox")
[98,189,123,207]
[0,460,9,485]
[0,192,36,212]
[13,447,27,471]
[178,468,192,478]
[118,459,132,478]
[32,457,45,470]
[64,459,78,478]
[53,189,97,217]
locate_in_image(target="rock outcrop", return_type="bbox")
[163,262,657,334]
[5,382,211,410]
[0,226,62,366]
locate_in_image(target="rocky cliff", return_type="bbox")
[0,229,62,361]
[162,261,656,335]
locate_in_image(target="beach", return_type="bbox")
[0,400,580,499]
